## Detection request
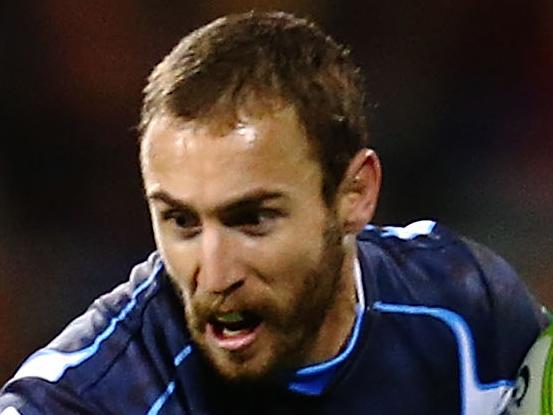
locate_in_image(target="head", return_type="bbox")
[140,11,381,382]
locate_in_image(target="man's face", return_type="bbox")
[141,106,347,381]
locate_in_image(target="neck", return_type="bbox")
[304,242,358,365]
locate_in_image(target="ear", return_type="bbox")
[336,149,382,234]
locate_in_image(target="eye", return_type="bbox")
[161,209,201,238]
[223,208,283,236]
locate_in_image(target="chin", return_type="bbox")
[206,347,278,384]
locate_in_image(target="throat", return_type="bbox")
[303,260,358,365]
[307,295,357,364]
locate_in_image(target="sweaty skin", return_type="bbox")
[141,106,376,381]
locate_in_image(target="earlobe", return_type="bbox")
[338,149,382,234]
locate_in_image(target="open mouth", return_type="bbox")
[207,311,263,351]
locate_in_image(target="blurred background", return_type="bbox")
[1,0,552,383]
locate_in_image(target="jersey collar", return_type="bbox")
[286,257,365,396]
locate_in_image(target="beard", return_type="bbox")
[176,215,347,384]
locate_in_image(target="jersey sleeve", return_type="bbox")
[0,379,97,415]
[464,239,550,379]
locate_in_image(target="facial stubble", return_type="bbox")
[177,215,347,384]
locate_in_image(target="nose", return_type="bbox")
[197,225,244,295]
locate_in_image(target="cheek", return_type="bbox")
[152,222,198,292]
[248,207,329,280]
[247,227,326,290]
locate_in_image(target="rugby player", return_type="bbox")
[0,11,548,414]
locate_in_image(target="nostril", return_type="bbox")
[229,280,244,291]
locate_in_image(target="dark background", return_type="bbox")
[1,0,552,383]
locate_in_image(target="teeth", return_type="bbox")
[216,311,245,324]
[222,328,249,337]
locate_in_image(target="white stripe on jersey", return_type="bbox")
[8,264,161,385]
[365,220,437,240]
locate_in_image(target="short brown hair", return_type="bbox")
[141,11,369,203]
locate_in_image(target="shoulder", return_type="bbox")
[357,220,536,310]
[353,220,547,413]
[357,220,546,376]
[10,252,166,385]
[0,252,188,414]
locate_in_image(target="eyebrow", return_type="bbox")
[146,189,287,213]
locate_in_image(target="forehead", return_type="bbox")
[140,106,323,204]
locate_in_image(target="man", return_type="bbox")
[0,11,548,414]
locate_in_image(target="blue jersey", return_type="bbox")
[0,221,548,414]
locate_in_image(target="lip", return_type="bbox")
[206,322,262,351]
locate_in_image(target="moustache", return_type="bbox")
[187,290,280,333]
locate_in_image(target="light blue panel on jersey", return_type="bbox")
[365,220,436,240]
[9,265,162,384]
[173,344,193,367]
[147,344,193,415]
[373,302,514,415]
[287,304,365,395]
[147,381,176,415]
